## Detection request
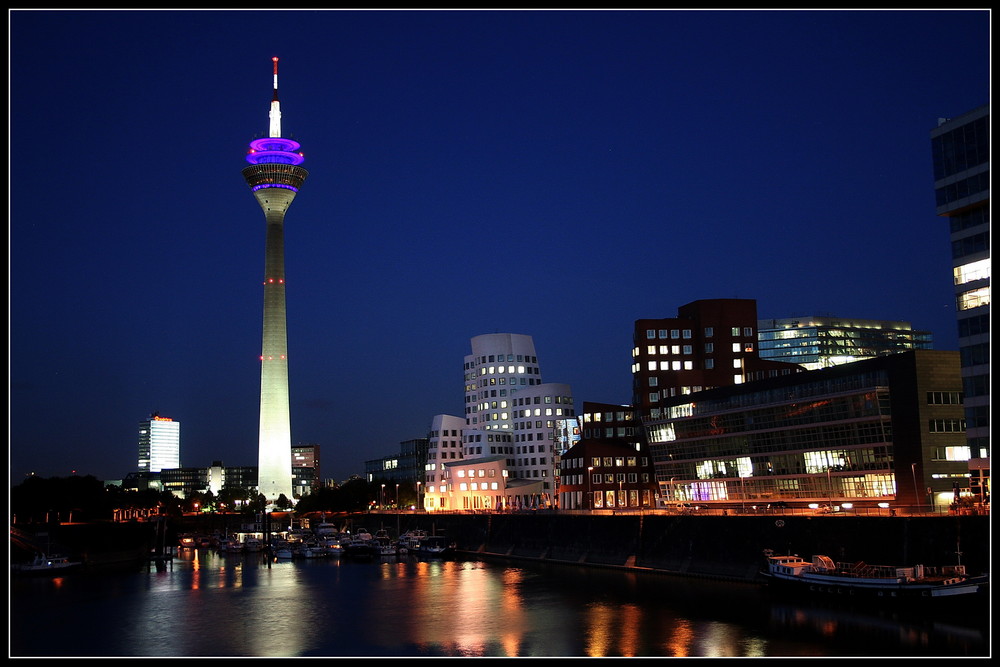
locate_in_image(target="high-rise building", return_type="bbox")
[242,57,308,503]
[930,105,990,462]
[756,316,933,370]
[137,412,180,473]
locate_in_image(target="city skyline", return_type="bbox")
[10,9,989,484]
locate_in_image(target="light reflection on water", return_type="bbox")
[10,549,988,658]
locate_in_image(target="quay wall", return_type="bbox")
[358,512,990,582]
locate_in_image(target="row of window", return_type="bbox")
[467,354,538,368]
[927,391,964,405]
[643,327,754,340]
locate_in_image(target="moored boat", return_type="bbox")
[12,552,83,575]
[412,535,456,559]
[760,550,988,600]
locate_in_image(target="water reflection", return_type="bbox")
[10,551,988,658]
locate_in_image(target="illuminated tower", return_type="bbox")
[242,57,308,503]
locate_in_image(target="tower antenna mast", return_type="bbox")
[269,56,281,138]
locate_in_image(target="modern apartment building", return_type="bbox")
[633,299,805,421]
[644,349,969,512]
[757,316,933,370]
[137,412,180,474]
[930,104,990,464]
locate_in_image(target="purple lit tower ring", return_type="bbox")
[242,57,308,505]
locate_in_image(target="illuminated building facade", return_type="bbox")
[137,412,180,473]
[757,316,933,370]
[423,414,465,511]
[458,333,574,509]
[632,299,805,423]
[645,349,969,512]
[242,57,308,503]
[292,443,321,496]
[930,104,990,466]
[559,402,657,510]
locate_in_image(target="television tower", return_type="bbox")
[242,57,308,504]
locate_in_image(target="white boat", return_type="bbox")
[217,538,244,554]
[301,546,328,559]
[242,537,264,552]
[273,546,295,559]
[760,551,988,600]
[314,522,339,537]
[13,552,83,574]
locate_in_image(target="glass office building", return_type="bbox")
[930,104,990,461]
[757,316,933,370]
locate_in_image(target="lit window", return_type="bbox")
[957,287,990,310]
[648,361,657,371]
[732,343,741,353]
[954,258,990,285]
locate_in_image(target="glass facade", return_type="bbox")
[931,105,990,461]
[644,351,967,511]
[757,317,933,370]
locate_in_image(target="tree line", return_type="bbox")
[10,474,401,524]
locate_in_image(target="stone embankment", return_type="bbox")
[357,512,990,582]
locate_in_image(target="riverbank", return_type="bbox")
[13,511,988,582]
[350,511,991,583]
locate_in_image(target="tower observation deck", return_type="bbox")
[242,57,308,504]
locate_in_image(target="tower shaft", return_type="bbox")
[242,58,308,504]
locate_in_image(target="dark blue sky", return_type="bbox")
[10,9,990,485]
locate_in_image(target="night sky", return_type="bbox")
[9,9,990,485]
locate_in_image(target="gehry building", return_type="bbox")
[422,333,577,511]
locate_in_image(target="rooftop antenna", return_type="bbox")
[269,56,282,138]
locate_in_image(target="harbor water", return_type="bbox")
[10,549,989,658]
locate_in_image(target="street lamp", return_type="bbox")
[395,483,400,510]
[416,481,422,511]
[381,483,385,510]
[587,466,594,510]
[911,463,921,513]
